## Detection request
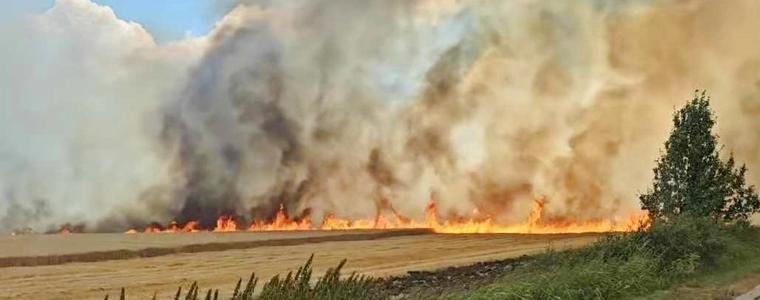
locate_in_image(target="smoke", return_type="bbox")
[2,0,760,232]
[0,0,205,232]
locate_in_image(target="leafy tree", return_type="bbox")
[640,91,760,223]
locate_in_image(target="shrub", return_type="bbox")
[644,216,726,273]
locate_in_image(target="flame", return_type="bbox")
[125,200,650,234]
[57,223,82,234]
[213,216,237,232]
[527,199,545,227]
[125,220,199,234]
[249,204,311,231]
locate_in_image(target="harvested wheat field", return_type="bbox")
[0,231,600,300]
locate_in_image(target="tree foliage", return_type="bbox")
[640,91,760,223]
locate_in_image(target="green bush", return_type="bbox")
[578,216,726,275]
[645,216,726,273]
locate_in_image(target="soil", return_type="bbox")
[378,256,531,299]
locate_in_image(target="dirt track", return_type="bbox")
[0,231,600,300]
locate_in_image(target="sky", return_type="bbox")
[2,0,237,43]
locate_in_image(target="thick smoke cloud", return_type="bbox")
[2,0,760,232]
[0,0,204,232]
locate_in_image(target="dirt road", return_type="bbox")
[0,232,600,299]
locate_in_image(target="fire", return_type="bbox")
[527,199,545,227]
[125,200,650,234]
[249,204,311,231]
[214,216,237,232]
[125,221,199,234]
[57,223,83,234]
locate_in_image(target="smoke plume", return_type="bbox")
[2,0,760,232]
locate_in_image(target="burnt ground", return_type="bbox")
[374,255,532,299]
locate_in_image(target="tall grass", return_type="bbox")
[103,255,380,300]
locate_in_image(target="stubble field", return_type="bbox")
[0,230,600,299]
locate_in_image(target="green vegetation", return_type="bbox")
[640,91,759,223]
[455,218,760,300]
[641,242,760,299]
[103,255,380,300]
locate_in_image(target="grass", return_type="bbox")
[640,228,760,299]
[103,255,381,300]
[451,218,760,300]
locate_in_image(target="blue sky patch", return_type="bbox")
[3,0,238,43]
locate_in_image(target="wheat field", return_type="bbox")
[0,231,599,299]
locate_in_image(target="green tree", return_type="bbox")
[640,91,760,223]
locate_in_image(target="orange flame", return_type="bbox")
[213,216,237,232]
[125,220,199,234]
[125,200,650,234]
[527,199,545,227]
[249,204,311,231]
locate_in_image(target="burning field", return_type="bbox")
[0,198,641,299]
[119,200,648,235]
[3,0,760,299]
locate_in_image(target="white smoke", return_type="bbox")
[2,0,760,232]
[0,0,204,231]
